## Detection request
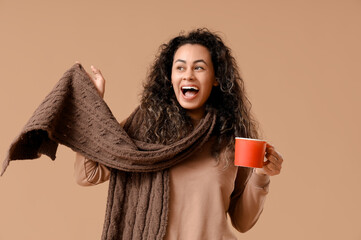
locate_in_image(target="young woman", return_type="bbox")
[75,28,283,239]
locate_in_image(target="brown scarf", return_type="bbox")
[1,63,216,240]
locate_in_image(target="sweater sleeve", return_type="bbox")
[74,152,111,186]
[228,168,270,233]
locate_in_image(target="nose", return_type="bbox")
[182,68,194,81]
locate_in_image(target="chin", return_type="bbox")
[179,103,199,111]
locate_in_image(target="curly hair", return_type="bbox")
[138,28,259,165]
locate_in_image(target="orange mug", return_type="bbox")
[234,137,267,168]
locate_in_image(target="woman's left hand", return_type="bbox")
[255,143,283,176]
[75,61,105,98]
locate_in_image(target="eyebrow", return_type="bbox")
[174,59,208,66]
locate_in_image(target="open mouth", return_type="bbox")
[181,86,199,97]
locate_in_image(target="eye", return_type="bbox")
[176,66,185,71]
[195,66,204,70]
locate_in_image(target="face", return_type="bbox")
[171,44,218,120]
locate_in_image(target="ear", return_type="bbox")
[213,78,219,87]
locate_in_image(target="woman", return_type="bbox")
[75,28,283,239]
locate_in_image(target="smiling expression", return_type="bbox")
[171,44,218,120]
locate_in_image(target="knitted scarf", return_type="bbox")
[1,63,216,240]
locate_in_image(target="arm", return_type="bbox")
[74,153,111,186]
[73,63,110,186]
[228,143,283,232]
[228,168,270,233]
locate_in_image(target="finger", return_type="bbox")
[91,65,97,73]
[267,146,283,159]
[265,144,275,155]
[268,161,281,173]
[91,65,102,77]
[264,162,281,176]
[274,150,284,163]
[265,144,278,160]
[266,148,283,165]
[91,66,105,84]
[266,143,274,149]
[265,153,282,169]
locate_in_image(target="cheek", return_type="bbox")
[170,71,176,86]
[170,77,178,96]
[171,79,176,91]
[204,77,217,93]
[171,73,180,88]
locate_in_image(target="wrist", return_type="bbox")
[254,168,267,176]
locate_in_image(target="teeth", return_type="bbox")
[181,86,199,91]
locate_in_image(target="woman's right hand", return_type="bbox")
[77,62,106,98]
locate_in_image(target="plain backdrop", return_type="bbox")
[1,0,360,239]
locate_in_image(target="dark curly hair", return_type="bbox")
[138,28,259,165]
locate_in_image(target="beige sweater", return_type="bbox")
[74,139,270,239]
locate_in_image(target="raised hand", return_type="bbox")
[76,62,106,98]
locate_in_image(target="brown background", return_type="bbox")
[1,0,360,239]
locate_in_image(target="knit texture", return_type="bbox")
[1,63,216,240]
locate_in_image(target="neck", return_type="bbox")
[187,107,205,126]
